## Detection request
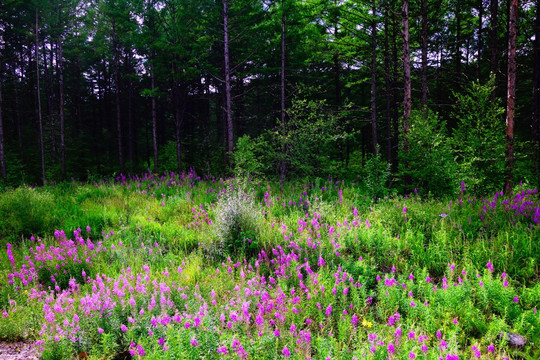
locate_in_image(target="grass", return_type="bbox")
[0,171,538,359]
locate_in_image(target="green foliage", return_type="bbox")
[399,109,457,196]
[233,135,275,178]
[364,148,391,199]
[0,187,57,242]
[210,182,261,259]
[451,78,506,194]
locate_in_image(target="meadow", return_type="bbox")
[0,170,538,360]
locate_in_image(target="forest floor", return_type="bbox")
[0,341,37,359]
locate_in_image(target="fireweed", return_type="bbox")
[1,173,538,359]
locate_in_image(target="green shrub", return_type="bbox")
[451,77,505,194]
[0,187,58,242]
[399,109,456,196]
[211,182,261,258]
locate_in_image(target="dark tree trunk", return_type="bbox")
[45,43,57,163]
[113,21,124,173]
[58,37,66,180]
[36,8,46,185]
[455,0,462,80]
[151,61,158,173]
[421,0,428,107]
[223,0,234,166]
[402,0,411,151]
[505,0,517,189]
[477,0,484,78]
[533,0,540,178]
[370,3,378,155]
[280,0,287,185]
[391,6,400,171]
[128,77,134,167]
[14,75,23,163]
[0,78,5,180]
[175,87,183,173]
[490,0,499,97]
[384,3,392,164]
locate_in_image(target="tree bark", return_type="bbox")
[421,0,428,107]
[112,20,124,173]
[36,8,46,185]
[44,41,56,163]
[455,0,462,79]
[384,3,392,164]
[370,3,378,155]
[533,0,540,178]
[0,78,5,180]
[477,0,484,78]
[402,0,411,152]
[505,0,517,189]
[223,0,234,166]
[280,0,287,185]
[490,0,498,94]
[175,87,183,173]
[151,61,158,174]
[58,37,66,180]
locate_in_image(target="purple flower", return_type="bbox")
[409,351,416,359]
[282,346,291,358]
[513,296,519,303]
[120,324,128,333]
[190,338,199,347]
[217,346,228,354]
[325,305,332,317]
[486,261,494,272]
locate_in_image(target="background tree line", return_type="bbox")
[0,0,539,195]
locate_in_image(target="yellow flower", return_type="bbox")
[362,319,373,328]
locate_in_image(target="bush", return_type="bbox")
[0,187,57,242]
[399,109,457,196]
[211,182,261,258]
[451,77,505,194]
[364,147,391,199]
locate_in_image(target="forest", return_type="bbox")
[1,2,540,359]
[0,0,538,193]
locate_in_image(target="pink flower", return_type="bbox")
[282,346,291,358]
[121,324,128,333]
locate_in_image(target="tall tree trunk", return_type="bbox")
[280,0,287,185]
[402,0,411,152]
[384,3,392,164]
[58,37,66,180]
[505,0,517,189]
[477,0,484,78]
[533,0,540,179]
[490,0,498,100]
[112,21,124,173]
[151,61,158,173]
[175,87,183,173]
[43,41,57,164]
[36,8,46,185]
[370,3,378,155]
[223,0,234,166]
[14,74,23,164]
[421,0,428,106]
[0,78,5,180]
[455,0,462,80]
[391,7,400,171]
[128,77,134,167]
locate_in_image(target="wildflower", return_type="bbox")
[282,346,291,358]
[513,296,519,303]
[121,324,128,333]
[217,346,228,354]
[190,338,199,347]
[98,328,104,334]
[453,318,458,325]
[487,344,495,353]
[326,305,332,317]
[409,351,416,359]
[387,342,395,354]
[486,261,494,272]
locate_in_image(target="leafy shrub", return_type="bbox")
[233,134,275,178]
[364,148,391,199]
[399,109,456,196]
[451,77,505,194]
[0,187,57,242]
[211,183,261,258]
